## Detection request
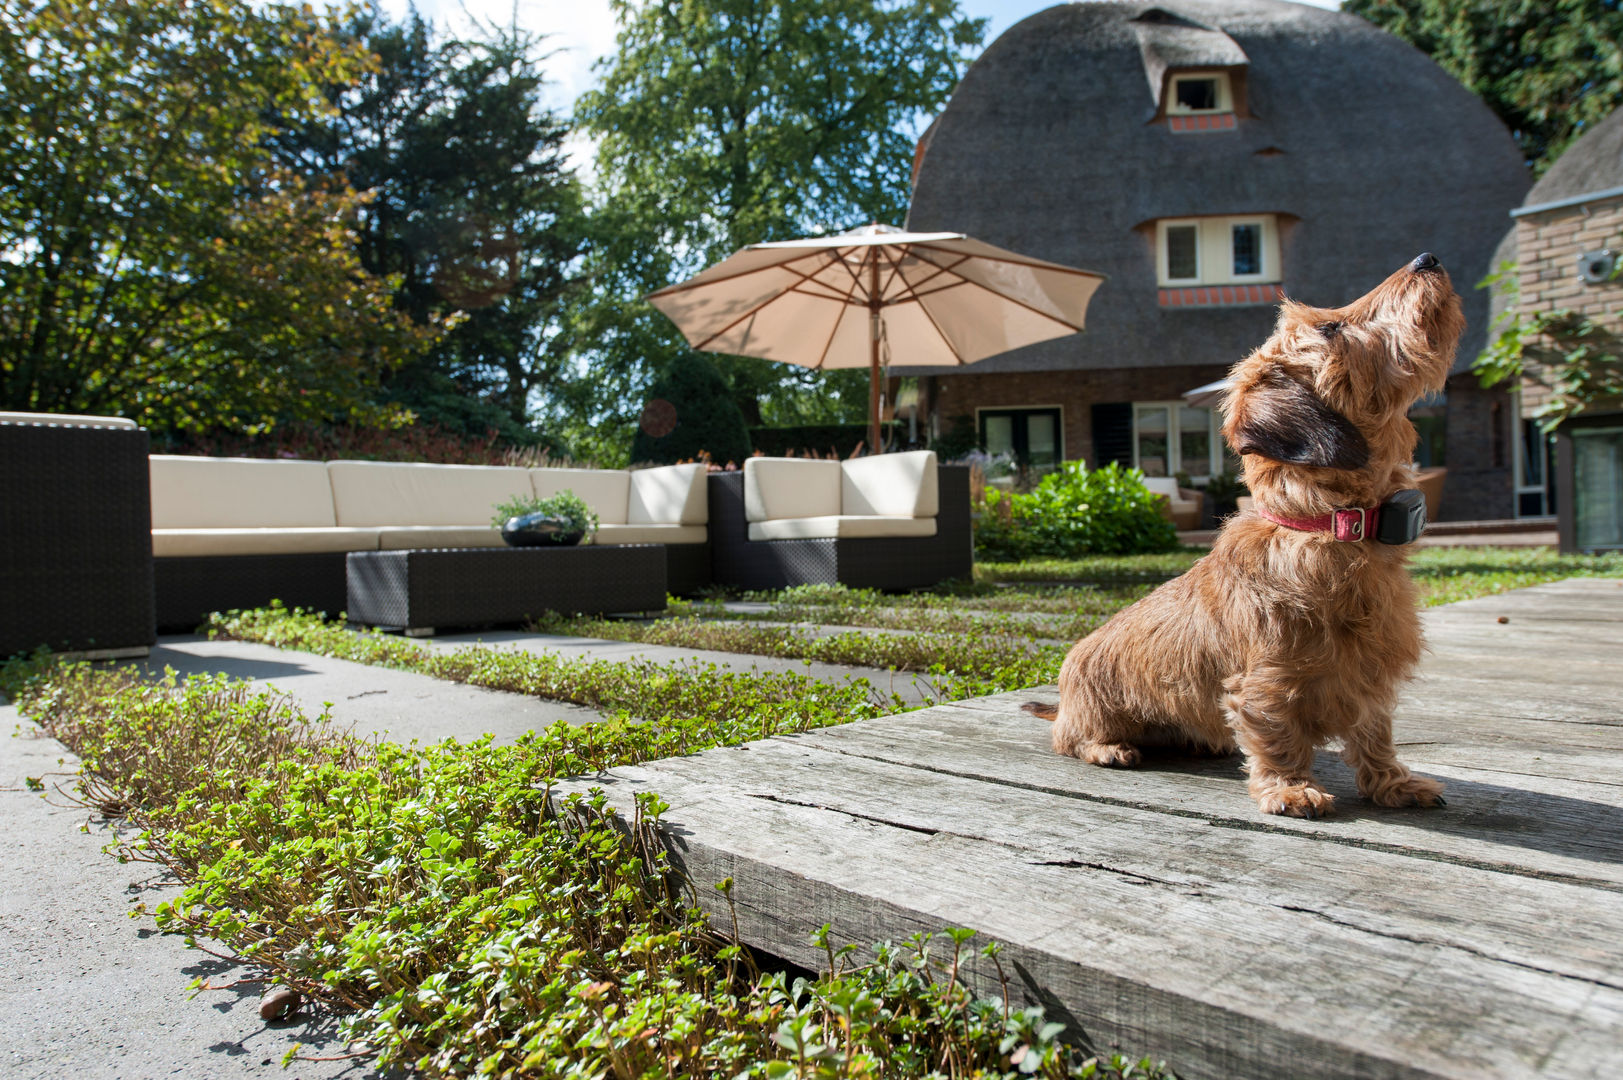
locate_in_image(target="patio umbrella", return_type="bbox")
[1183,377,1232,411]
[647,224,1106,453]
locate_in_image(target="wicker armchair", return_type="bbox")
[0,414,155,657]
[708,463,972,590]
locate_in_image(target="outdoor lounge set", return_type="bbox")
[0,413,971,651]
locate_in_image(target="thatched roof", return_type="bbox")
[906,0,1529,377]
[1523,109,1623,206]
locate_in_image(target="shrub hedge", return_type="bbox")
[975,462,1179,562]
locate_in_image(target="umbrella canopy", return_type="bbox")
[1183,378,1232,411]
[647,224,1106,452]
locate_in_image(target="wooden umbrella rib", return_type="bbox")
[686,251,849,351]
[903,249,1092,332]
[876,247,974,304]
[878,248,972,366]
[811,266,872,370]
[909,242,1107,280]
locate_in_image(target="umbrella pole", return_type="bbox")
[868,261,881,454]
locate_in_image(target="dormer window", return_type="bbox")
[1156,215,1284,306]
[1169,72,1230,114]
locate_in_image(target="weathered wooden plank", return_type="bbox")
[788,702,1623,885]
[550,759,1623,1080]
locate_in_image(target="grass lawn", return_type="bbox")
[4,544,1616,1079]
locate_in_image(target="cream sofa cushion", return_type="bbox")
[629,463,708,525]
[151,456,337,529]
[375,525,509,550]
[0,411,137,428]
[152,527,379,557]
[328,461,532,527]
[591,523,708,546]
[747,516,937,541]
[841,451,939,517]
[744,458,841,522]
[530,468,632,525]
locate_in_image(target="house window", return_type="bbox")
[1132,402,1221,480]
[978,406,1063,480]
[1156,215,1281,288]
[1167,71,1232,115]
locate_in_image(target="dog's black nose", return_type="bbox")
[1411,252,1440,271]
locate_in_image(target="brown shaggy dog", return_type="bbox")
[1028,255,1464,818]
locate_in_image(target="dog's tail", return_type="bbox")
[1021,701,1058,722]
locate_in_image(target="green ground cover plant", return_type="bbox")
[530,611,1067,686]
[1,657,1176,1080]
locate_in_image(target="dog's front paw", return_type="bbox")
[1254,781,1336,819]
[1079,741,1142,768]
[1367,772,1447,809]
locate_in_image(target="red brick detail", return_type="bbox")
[1168,113,1237,133]
[1158,283,1282,308]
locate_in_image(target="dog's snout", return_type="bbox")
[1411,252,1440,272]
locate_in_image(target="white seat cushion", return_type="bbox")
[629,463,708,525]
[744,458,842,522]
[529,468,632,525]
[0,411,137,428]
[591,523,708,545]
[151,456,338,529]
[328,461,533,527]
[376,525,509,550]
[747,515,937,541]
[841,451,939,517]
[152,527,380,557]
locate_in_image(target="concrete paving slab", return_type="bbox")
[1,703,384,1080]
[131,636,601,744]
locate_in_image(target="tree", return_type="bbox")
[1344,0,1623,172]
[0,0,433,432]
[628,351,752,463]
[572,0,984,455]
[267,10,588,445]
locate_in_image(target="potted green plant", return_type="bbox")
[491,490,599,547]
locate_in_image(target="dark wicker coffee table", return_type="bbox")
[346,544,666,634]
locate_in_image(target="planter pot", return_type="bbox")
[501,513,585,547]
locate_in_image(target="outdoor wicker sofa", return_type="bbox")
[150,457,711,630]
[708,452,973,590]
[1,412,155,658]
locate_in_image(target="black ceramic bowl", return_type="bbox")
[500,513,585,547]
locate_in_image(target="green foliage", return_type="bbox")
[975,462,1181,561]
[490,489,601,536]
[630,352,753,465]
[11,653,1178,1078]
[1344,0,1623,172]
[572,0,985,451]
[1405,545,1623,606]
[1475,262,1623,428]
[0,0,435,433]
[267,9,588,443]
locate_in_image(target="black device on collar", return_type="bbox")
[1375,489,1427,545]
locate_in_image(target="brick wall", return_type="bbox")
[1513,194,1623,416]
[925,364,1230,463]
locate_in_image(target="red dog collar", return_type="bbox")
[1258,505,1381,542]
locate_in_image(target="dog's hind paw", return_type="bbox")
[1255,783,1336,819]
[1367,773,1447,809]
[1079,741,1142,768]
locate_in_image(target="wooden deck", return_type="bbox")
[552,578,1623,1080]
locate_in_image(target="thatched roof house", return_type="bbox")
[905,0,1531,518]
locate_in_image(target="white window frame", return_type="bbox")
[1156,215,1281,288]
[1131,400,1222,482]
[1167,71,1234,115]
[975,404,1067,472]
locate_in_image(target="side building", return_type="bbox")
[905,0,1529,519]
[1492,109,1623,550]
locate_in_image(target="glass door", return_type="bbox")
[1133,404,1171,477]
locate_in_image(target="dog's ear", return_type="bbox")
[1230,372,1370,469]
